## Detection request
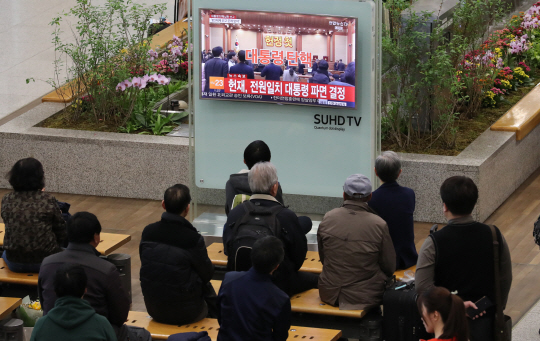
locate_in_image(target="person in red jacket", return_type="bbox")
[417,287,469,341]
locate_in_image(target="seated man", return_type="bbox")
[225,140,284,215]
[318,174,395,310]
[217,236,291,341]
[140,184,215,325]
[416,176,512,341]
[38,212,130,335]
[223,162,316,296]
[368,151,418,269]
[31,264,116,341]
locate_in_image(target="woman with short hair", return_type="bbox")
[1,158,66,273]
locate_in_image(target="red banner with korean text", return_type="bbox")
[224,77,354,102]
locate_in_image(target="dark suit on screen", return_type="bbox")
[297,63,305,75]
[229,62,255,79]
[312,62,318,73]
[204,57,228,92]
[337,62,346,71]
[261,63,283,81]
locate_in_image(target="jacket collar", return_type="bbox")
[447,215,475,225]
[67,242,100,256]
[379,181,399,188]
[247,267,272,281]
[342,200,378,214]
[161,212,197,230]
[250,194,280,204]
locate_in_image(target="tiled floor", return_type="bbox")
[0,0,175,119]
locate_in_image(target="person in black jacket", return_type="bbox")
[223,162,316,296]
[38,212,130,338]
[416,176,512,341]
[217,236,291,341]
[225,140,284,216]
[140,184,215,325]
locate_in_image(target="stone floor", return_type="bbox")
[0,0,175,120]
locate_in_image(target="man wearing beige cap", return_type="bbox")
[317,174,396,311]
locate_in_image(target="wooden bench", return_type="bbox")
[0,223,131,256]
[210,279,365,318]
[491,83,540,140]
[0,259,38,286]
[210,264,417,320]
[207,243,322,273]
[207,243,416,277]
[126,311,343,340]
[0,297,22,320]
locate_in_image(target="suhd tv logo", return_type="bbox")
[313,114,362,132]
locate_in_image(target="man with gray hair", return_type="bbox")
[318,174,395,311]
[368,151,418,269]
[223,162,316,296]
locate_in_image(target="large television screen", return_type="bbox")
[200,9,356,108]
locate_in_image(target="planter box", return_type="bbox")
[1,102,539,222]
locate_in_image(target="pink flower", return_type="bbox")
[149,73,160,82]
[142,74,150,83]
[132,77,142,88]
[116,82,126,91]
[156,75,170,85]
[123,79,132,88]
[139,78,147,89]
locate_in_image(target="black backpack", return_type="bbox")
[533,215,540,246]
[226,201,284,271]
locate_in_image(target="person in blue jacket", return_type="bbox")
[217,236,291,341]
[204,46,228,92]
[297,61,305,75]
[312,59,319,73]
[368,151,418,270]
[229,50,255,79]
[260,59,283,81]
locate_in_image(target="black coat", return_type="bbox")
[140,213,214,324]
[204,57,228,92]
[223,197,307,296]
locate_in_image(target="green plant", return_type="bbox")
[381,0,510,150]
[49,0,166,124]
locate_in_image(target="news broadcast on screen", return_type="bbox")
[200,9,356,108]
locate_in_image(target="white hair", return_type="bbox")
[248,162,278,194]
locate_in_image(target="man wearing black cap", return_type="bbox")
[229,50,255,79]
[317,174,396,311]
[204,46,228,92]
[260,59,283,81]
[309,60,332,84]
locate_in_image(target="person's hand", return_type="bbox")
[464,301,485,320]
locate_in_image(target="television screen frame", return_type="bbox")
[199,8,357,110]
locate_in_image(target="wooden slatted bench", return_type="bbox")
[207,243,322,273]
[125,311,343,340]
[210,280,364,318]
[207,243,416,277]
[0,223,131,256]
[491,83,540,140]
[0,297,23,320]
[0,259,38,286]
[210,264,417,320]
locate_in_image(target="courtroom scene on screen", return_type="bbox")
[200,9,356,108]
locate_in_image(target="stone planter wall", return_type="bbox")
[1,102,539,223]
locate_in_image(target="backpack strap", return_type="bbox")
[489,225,507,341]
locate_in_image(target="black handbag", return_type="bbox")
[489,225,512,341]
